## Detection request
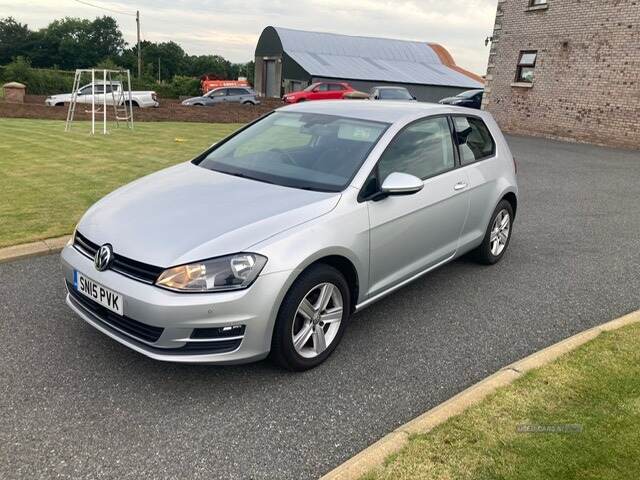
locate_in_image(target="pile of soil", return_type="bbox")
[0,95,283,123]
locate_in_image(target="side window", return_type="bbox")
[79,85,103,95]
[316,83,329,92]
[378,117,455,183]
[211,89,228,97]
[453,116,495,165]
[229,88,247,95]
[328,84,344,91]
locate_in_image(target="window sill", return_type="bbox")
[525,4,548,11]
[511,82,534,88]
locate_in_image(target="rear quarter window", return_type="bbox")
[453,116,495,165]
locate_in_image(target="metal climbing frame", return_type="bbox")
[65,68,134,135]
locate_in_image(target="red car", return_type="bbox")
[282,82,355,103]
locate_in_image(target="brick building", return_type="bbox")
[482,0,640,149]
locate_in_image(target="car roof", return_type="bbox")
[375,86,409,90]
[278,100,477,124]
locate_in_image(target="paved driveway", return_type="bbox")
[1,135,639,480]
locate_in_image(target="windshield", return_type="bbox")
[379,88,413,100]
[197,112,389,192]
[303,83,321,92]
[456,90,482,98]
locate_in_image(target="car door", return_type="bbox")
[365,116,470,297]
[76,85,94,104]
[310,83,330,100]
[451,115,499,247]
[209,88,229,105]
[327,83,345,99]
[227,88,244,103]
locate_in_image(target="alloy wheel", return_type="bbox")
[291,282,343,359]
[490,209,511,256]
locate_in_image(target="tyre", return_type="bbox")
[473,199,514,265]
[242,101,254,106]
[270,264,351,371]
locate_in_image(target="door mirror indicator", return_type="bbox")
[380,172,424,196]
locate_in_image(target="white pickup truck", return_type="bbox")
[45,81,159,108]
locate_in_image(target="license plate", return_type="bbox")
[74,270,123,316]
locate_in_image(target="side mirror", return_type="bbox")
[380,172,424,196]
[412,96,417,100]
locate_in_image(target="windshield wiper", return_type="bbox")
[218,170,277,186]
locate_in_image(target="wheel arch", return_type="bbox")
[501,191,518,219]
[304,255,359,313]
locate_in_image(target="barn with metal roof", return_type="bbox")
[254,26,484,102]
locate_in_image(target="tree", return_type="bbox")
[90,16,125,61]
[0,17,32,64]
[0,15,252,85]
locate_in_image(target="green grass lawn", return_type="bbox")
[363,322,640,480]
[0,118,242,247]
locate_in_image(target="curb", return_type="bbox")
[0,235,70,264]
[320,308,640,480]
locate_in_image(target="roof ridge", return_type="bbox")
[273,26,429,46]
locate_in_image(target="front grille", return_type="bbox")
[73,231,164,284]
[67,281,164,343]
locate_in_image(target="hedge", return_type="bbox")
[1,59,201,98]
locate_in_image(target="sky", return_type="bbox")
[1,0,499,74]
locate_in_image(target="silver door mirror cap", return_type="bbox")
[380,172,424,195]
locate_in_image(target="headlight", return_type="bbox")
[155,253,267,292]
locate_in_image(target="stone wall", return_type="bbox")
[483,0,640,149]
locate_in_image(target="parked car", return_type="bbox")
[181,87,260,106]
[282,82,355,103]
[45,81,159,108]
[61,101,518,371]
[369,86,416,101]
[199,74,249,94]
[438,89,484,109]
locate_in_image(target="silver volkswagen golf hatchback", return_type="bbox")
[61,101,518,370]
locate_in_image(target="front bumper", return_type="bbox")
[60,245,290,364]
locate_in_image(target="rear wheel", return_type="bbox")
[242,101,254,106]
[473,199,514,265]
[271,264,350,371]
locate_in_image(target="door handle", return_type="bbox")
[454,182,468,191]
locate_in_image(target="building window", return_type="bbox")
[530,0,547,5]
[516,51,537,83]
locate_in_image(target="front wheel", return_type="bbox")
[270,264,350,371]
[473,199,514,265]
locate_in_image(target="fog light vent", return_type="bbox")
[191,325,246,339]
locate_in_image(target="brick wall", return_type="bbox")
[482,0,640,149]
